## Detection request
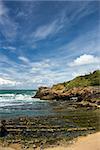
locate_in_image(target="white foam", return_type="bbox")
[0,93,32,107]
[32,98,46,102]
[0,92,45,107]
[0,93,33,100]
[0,103,23,107]
[15,94,32,101]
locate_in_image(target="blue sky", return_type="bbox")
[0,0,100,89]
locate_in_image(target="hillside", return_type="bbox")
[52,70,100,91]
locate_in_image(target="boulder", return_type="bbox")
[34,87,58,100]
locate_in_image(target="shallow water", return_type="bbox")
[0,90,54,119]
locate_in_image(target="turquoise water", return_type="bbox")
[0,90,54,119]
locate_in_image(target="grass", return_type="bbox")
[52,70,100,90]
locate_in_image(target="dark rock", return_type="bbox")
[0,120,8,137]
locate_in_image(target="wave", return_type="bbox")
[0,92,35,106]
[0,93,33,101]
[15,94,33,100]
[0,93,33,108]
[0,91,46,108]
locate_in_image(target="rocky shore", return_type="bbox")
[0,105,100,149]
[34,86,99,100]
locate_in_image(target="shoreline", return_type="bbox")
[0,132,100,150]
[45,131,100,150]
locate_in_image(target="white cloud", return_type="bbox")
[68,54,100,67]
[0,77,18,86]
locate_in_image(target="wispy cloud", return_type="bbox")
[2,46,16,52]
[18,56,30,64]
[16,1,98,48]
[0,1,7,16]
[69,1,97,24]
[33,19,63,41]
[53,28,100,62]
[0,1,18,41]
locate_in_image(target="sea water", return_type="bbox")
[0,90,53,119]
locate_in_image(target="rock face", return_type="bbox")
[34,87,58,100]
[34,86,100,102]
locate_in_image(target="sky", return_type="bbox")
[0,0,100,89]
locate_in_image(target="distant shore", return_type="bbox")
[0,132,100,150]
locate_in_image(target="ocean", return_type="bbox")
[0,90,54,119]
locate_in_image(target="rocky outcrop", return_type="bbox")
[34,86,100,102]
[34,87,57,100]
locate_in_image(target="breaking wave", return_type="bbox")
[0,90,53,118]
[0,90,46,108]
[0,91,35,107]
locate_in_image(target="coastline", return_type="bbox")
[0,132,100,150]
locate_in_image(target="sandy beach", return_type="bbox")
[0,132,100,150]
[45,132,100,150]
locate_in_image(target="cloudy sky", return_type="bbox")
[0,0,100,89]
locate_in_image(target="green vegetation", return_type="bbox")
[53,70,100,89]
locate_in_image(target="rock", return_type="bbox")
[34,86,99,102]
[96,101,100,105]
[0,120,8,137]
[33,87,58,100]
